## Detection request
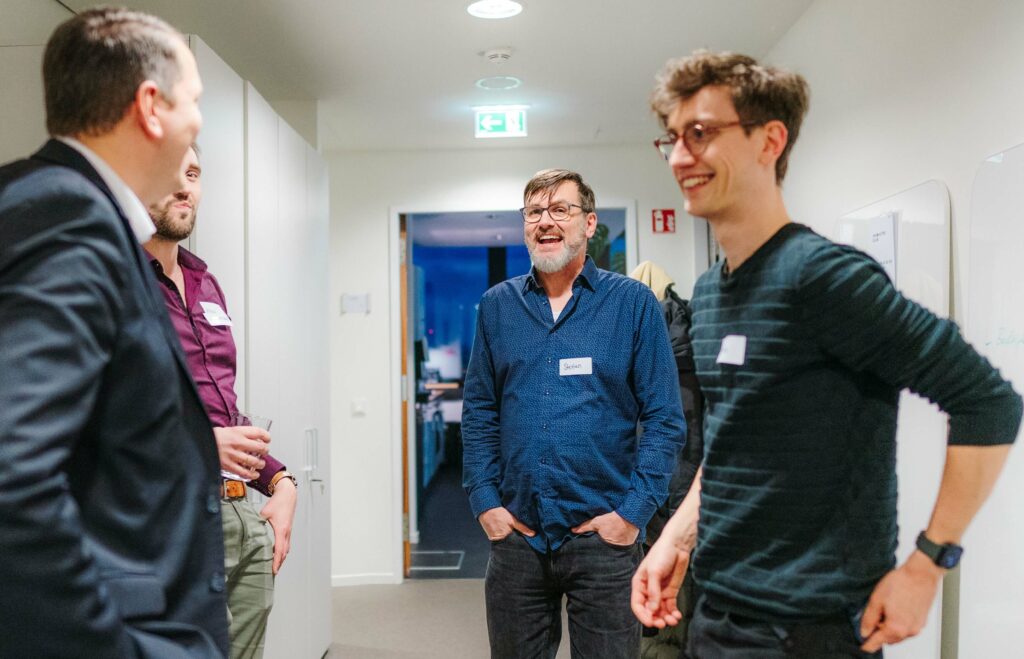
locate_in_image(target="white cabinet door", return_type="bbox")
[270,116,315,657]
[246,83,304,659]
[244,81,333,659]
[304,145,333,658]
[189,35,247,405]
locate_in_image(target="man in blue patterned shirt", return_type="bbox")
[463,168,686,658]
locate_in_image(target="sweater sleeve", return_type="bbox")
[798,241,1022,445]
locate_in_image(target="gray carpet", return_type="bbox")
[330,580,570,658]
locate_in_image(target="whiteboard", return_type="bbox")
[961,144,1024,659]
[837,180,951,659]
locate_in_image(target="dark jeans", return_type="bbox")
[485,531,642,659]
[686,595,882,659]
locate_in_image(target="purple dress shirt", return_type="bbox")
[149,247,285,495]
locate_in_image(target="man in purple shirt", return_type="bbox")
[144,144,297,659]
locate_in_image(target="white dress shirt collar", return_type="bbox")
[56,137,156,243]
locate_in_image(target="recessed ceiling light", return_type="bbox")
[476,75,522,91]
[467,1,523,20]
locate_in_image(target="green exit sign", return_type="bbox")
[475,106,528,139]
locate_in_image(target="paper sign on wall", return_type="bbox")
[652,209,676,233]
[865,212,898,284]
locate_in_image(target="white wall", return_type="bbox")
[0,0,70,164]
[0,45,48,164]
[270,98,319,152]
[327,144,698,583]
[0,0,68,46]
[766,1,1024,657]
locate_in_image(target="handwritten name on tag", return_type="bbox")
[716,335,747,366]
[559,357,593,376]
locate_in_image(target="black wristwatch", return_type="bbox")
[916,531,963,569]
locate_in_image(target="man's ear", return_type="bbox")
[134,80,164,140]
[758,119,788,173]
[585,211,598,239]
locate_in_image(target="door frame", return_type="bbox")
[387,200,638,582]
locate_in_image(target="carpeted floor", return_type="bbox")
[329,579,571,658]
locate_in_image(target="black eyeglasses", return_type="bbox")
[519,203,586,223]
[653,120,760,161]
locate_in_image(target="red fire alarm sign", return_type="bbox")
[652,209,676,233]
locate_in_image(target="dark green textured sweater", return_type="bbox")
[690,223,1022,622]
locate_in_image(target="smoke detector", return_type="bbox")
[481,47,514,64]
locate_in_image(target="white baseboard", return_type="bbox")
[331,572,402,587]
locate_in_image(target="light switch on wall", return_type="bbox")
[351,397,368,417]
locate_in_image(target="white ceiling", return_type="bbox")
[58,0,814,152]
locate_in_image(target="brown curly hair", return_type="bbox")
[651,50,809,183]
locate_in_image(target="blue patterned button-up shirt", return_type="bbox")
[462,257,686,552]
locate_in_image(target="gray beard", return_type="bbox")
[530,248,574,273]
[528,239,585,273]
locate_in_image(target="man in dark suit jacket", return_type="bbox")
[0,8,228,657]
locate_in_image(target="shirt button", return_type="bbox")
[207,494,220,514]
[540,457,549,465]
[209,572,225,593]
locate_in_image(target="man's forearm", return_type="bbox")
[659,466,702,553]
[923,445,1012,544]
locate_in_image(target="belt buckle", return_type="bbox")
[221,479,247,499]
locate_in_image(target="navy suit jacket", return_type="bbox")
[0,140,229,658]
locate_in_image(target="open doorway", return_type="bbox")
[394,204,637,580]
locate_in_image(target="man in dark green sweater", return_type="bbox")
[631,50,1022,658]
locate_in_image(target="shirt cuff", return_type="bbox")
[254,454,286,497]
[468,486,502,519]
[615,491,657,532]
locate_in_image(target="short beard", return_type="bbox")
[528,235,587,273]
[150,205,196,242]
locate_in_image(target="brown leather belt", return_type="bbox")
[221,479,247,499]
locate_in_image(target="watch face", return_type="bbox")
[938,546,963,569]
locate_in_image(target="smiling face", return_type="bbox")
[149,145,201,241]
[665,85,767,222]
[523,181,597,274]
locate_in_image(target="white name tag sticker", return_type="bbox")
[716,335,747,366]
[559,357,593,376]
[199,301,233,327]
